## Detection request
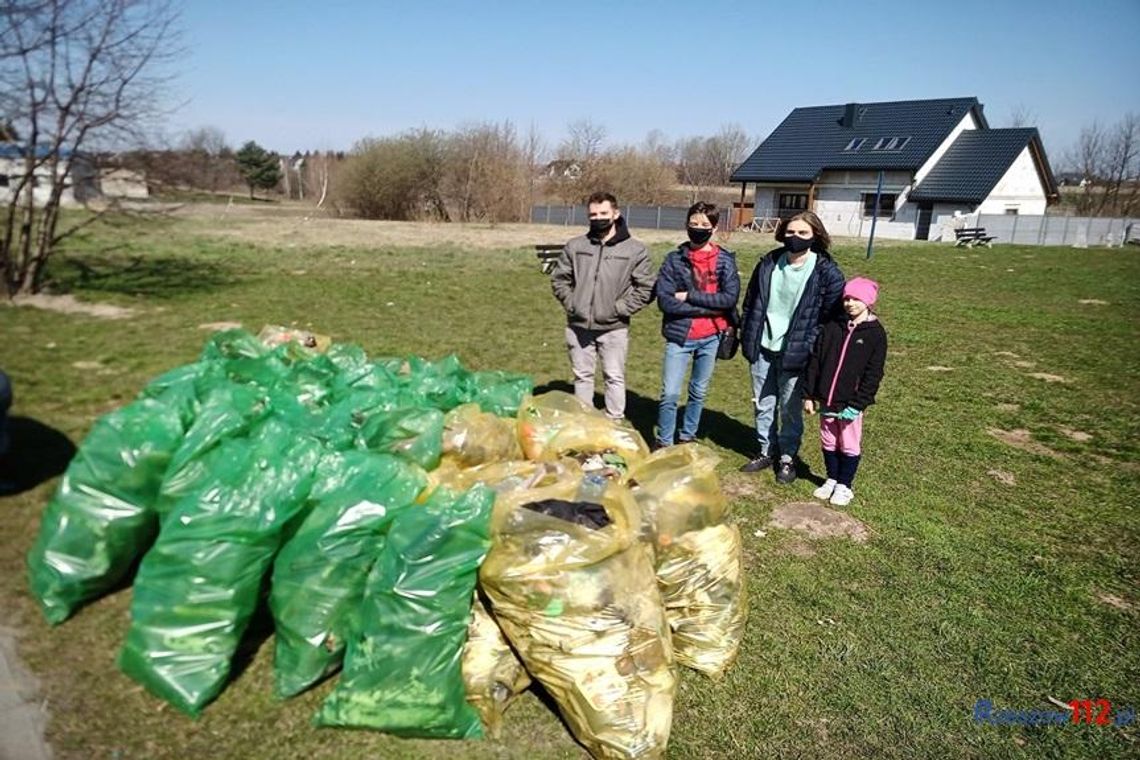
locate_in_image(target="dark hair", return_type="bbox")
[776,210,831,251]
[686,201,719,228]
[586,191,618,208]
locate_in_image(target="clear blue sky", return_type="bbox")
[177,0,1140,164]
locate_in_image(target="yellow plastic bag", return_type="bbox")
[628,444,746,680]
[442,403,522,469]
[480,473,674,759]
[461,595,531,739]
[422,460,581,505]
[516,392,648,477]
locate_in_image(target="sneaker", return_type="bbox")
[775,456,797,484]
[829,484,854,507]
[739,454,773,473]
[813,479,837,500]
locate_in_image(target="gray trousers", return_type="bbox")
[565,325,629,419]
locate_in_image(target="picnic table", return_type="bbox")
[954,227,997,247]
[535,244,563,274]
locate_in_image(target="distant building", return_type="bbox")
[731,97,1059,240]
[99,168,150,199]
[0,144,99,206]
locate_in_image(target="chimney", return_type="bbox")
[842,102,859,129]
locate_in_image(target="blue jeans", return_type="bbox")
[748,350,803,459]
[656,335,719,445]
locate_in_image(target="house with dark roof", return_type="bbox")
[730,97,1058,240]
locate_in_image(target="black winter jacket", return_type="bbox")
[740,247,845,370]
[655,244,740,346]
[802,317,888,412]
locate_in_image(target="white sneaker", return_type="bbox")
[829,484,854,507]
[813,479,837,500]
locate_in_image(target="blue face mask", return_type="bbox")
[785,235,813,253]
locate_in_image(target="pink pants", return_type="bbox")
[820,413,863,455]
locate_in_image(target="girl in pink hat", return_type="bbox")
[801,277,888,507]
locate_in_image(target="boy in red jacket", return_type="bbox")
[802,277,888,507]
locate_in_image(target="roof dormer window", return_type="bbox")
[844,137,867,151]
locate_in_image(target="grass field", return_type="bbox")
[1,208,1138,759]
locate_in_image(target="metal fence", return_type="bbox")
[531,204,696,231]
[973,214,1138,247]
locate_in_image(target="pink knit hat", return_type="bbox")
[843,277,879,306]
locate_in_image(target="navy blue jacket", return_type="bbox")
[740,247,845,370]
[655,245,741,346]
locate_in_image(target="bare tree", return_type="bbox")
[559,118,606,162]
[179,125,230,191]
[1007,103,1037,128]
[1065,114,1140,216]
[675,124,752,202]
[0,0,180,297]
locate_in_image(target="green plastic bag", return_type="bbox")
[270,451,427,698]
[154,383,270,515]
[464,370,533,417]
[118,418,322,716]
[27,397,188,625]
[358,407,445,470]
[315,485,494,738]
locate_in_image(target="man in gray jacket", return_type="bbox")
[551,191,656,419]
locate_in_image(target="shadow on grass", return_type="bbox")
[531,381,758,459]
[0,416,76,497]
[49,254,235,299]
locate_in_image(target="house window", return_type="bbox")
[844,138,866,151]
[870,136,911,151]
[778,193,808,217]
[1004,208,1019,215]
[862,192,896,220]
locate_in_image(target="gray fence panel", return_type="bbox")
[531,203,699,231]
[977,213,1137,246]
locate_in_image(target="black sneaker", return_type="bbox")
[740,454,773,473]
[775,457,797,484]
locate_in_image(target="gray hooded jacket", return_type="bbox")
[550,217,656,331]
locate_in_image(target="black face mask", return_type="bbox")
[785,235,813,254]
[687,227,714,246]
[588,218,614,238]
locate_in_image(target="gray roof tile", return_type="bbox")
[731,97,984,182]
[909,128,1057,203]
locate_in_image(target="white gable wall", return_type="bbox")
[976,146,1048,215]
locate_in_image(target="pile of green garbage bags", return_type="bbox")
[27,328,747,759]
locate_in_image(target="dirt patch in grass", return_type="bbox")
[198,321,244,331]
[720,474,766,500]
[1078,299,1109,305]
[986,428,1064,459]
[1096,592,1133,611]
[1057,427,1093,442]
[1027,373,1068,383]
[1012,360,1036,368]
[10,293,134,319]
[987,469,1017,486]
[767,501,869,543]
[993,351,1020,358]
[925,366,954,372]
[995,403,1021,413]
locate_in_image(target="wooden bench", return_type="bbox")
[954,227,997,247]
[535,244,563,273]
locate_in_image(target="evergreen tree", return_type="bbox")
[235,140,281,199]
